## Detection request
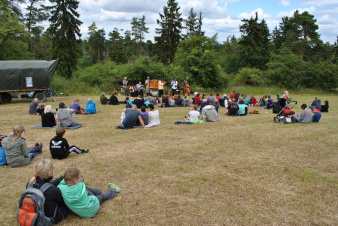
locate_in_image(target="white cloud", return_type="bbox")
[280,0,291,7]
[302,0,338,7]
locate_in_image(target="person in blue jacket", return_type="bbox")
[85,98,97,114]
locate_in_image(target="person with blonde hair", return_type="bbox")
[41,105,56,127]
[85,98,97,114]
[2,124,42,167]
[27,159,69,224]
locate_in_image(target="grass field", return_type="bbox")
[0,93,337,225]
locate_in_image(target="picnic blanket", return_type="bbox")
[32,124,82,130]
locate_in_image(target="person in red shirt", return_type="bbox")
[230,90,236,99]
[192,93,201,106]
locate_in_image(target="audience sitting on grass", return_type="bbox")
[27,159,69,224]
[187,105,201,123]
[109,94,120,105]
[41,105,56,127]
[70,99,85,114]
[50,127,89,160]
[175,95,184,107]
[100,92,109,105]
[309,96,321,111]
[227,98,239,116]
[120,104,146,129]
[56,102,78,128]
[28,98,39,115]
[241,94,250,104]
[57,167,120,218]
[133,95,144,109]
[291,104,312,123]
[213,99,220,113]
[86,98,97,114]
[250,95,258,106]
[202,101,219,122]
[264,95,274,109]
[237,100,248,116]
[321,100,329,112]
[140,106,149,126]
[145,104,160,128]
[183,95,190,107]
[192,93,201,106]
[2,124,42,167]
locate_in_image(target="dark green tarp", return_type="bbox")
[0,60,58,91]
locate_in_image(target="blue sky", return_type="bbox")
[24,0,338,44]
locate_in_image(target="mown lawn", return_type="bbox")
[0,93,337,225]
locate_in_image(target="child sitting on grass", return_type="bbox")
[57,167,120,218]
[27,159,69,224]
[50,128,89,160]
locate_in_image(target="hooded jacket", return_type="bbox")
[57,179,100,218]
[2,133,30,167]
[202,105,219,122]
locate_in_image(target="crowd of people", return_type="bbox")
[0,77,330,223]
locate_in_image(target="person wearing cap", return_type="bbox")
[145,77,150,95]
[171,78,178,96]
[122,77,128,95]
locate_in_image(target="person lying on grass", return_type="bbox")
[57,167,120,218]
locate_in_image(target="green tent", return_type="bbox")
[0,60,58,91]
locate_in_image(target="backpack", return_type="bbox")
[0,134,7,146]
[17,183,54,226]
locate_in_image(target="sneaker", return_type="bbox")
[81,149,89,154]
[36,143,43,153]
[108,183,120,193]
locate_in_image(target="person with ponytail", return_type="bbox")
[2,124,42,167]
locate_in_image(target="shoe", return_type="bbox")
[36,143,43,153]
[81,149,89,153]
[108,183,120,193]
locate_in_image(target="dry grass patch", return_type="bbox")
[0,94,337,225]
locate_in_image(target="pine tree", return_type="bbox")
[155,0,183,64]
[183,8,204,39]
[48,0,82,78]
[238,12,270,70]
[131,15,149,55]
[88,22,106,63]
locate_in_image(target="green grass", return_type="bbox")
[0,92,337,225]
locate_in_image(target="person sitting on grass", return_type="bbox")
[187,105,201,123]
[27,159,69,224]
[70,99,85,114]
[140,106,149,126]
[41,105,56,127]
[56,102,78,128]
[237,99,248,116]
[202,101,219,122]
[120,104,146,129]
[100,92,109,105]
[291,104,312,123]
[145,104,160,128]
[50,128,89,160]
[57,167,120,218]
[2,124,42,167]
[227,99,238,116]
[320,100,329,112]
[85,98,97,114]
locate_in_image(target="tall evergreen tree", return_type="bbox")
[48,0,82,78]
[238,12,270,70]
[107,28,127,64]
[88,22,106,63]
[131,15,149,56]
[183,8,204,39]
[25,0,50,53]
[155,0,183,64]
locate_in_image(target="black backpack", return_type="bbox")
[17,183,55,226]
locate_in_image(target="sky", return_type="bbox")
[26,0,338,44]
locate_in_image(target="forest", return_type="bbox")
[1,0,338,92]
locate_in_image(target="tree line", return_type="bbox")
[1,0,337,90]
